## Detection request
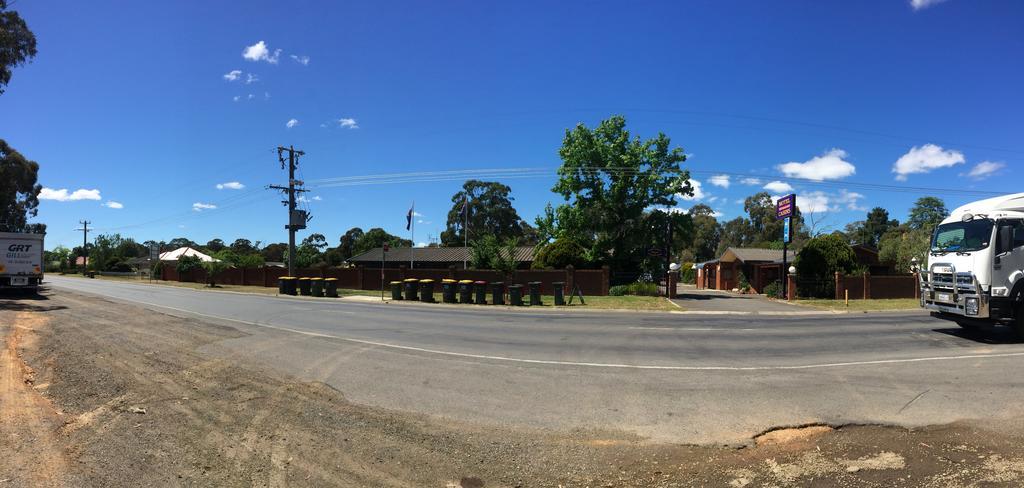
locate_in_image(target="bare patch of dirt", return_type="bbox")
[3,290,1024,487]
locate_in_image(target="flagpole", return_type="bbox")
[463,196,469,269]
[410,202,415,269]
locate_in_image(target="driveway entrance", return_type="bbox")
[672,285,802,313]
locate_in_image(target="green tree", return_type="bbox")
[176,254,203,275]
[549,115,691,271]
[203,251,233,287]
[533,237,588,269]
[0,140,43,233]
[167,237,195,249]
[686,205,721,262]
[717,217,753,255]
[352,228,412,256]
[230,238,259,255]
[878,226,930,273]
[844,207,899,248]
[301,233,328,253]
[337,227,364,260]
[45,245,71,271]
[470,235,500,269]
[0,0,37,95]
[440,180,533,246]
[261,243,288,262]
[794,233,858,298]
[907,197,947,232]
[493,237,520,279]
[205,239,226,253]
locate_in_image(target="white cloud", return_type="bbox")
[286,118,299,129]
[412,211,424,217]
[232,95,240,102]
[242,41,280,64]
[707,196,719,203]
[798,191,833,214]
[911,0,949,10]
[740,177,762,186]
[216,181,245,190]
[679,179,705,201]
[247,93,255,100]
[964,161,1005,180]
[102,201,123,209]
[709,174,730,188]
[264,92,270,100]
[223,69,242,81]
[297,195,323,203]
[245,73,259,84]
[192,202,217,212]
[416,242,428,247]
[290,54,310,66]
[39,188,101,201]
[777,148,856,181]
[337,117,359,129]
[892,143,964,181]
[763,180,794,194]
[312,195,322,201]
[835,189,867,211]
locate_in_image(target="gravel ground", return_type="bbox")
[2,289,1024,487]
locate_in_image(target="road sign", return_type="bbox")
[776,194,796,220]
[149,244,160,261]
[648,248,663,257]
[383,243,390,252]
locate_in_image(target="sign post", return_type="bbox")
[148,243,160,283]
[381,243,389,301]
[776,194,796,298]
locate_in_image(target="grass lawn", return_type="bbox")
[57,274,678,311]
[56,273,379,297]
[795,298,921,312]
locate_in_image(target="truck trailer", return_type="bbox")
[920,193,1024,338]
[0,232,45,293]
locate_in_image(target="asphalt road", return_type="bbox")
[43,276,1024,445]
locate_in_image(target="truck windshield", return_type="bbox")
[931,220,993,253]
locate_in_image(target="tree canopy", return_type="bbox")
[0,139,43,233]
[907,196,948,232]
[844,207,899,248]
[0,0,37,95]
[547,115,692,272]
[440,180,534,246]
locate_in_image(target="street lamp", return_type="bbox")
[788,265,796,275]
[669,262,680,272]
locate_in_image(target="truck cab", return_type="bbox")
[921,193,1024,338]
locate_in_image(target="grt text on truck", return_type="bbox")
[0,232,45,294]
[920,193,1024,338]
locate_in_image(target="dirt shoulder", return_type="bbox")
[2,290,1024,487]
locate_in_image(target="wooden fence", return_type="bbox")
[834,272,919,300]
[161,264,611,296]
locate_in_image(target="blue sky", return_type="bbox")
[2,0,1022,250]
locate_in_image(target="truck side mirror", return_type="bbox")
[998,225,1012,254]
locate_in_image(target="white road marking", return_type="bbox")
[629,327,756,331]
[50,283,1024,372]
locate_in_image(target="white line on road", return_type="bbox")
[629,327,757,331]
[56,286,1024,372]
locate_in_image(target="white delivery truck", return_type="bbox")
[0,232,45,293]
[920,193,1024,338]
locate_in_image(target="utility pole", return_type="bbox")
[269,146,308,277]
[75,220,91,273]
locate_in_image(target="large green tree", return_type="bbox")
[337,227,364,260]
[907,196,947,232]
[548,115,692,272]
[440,180,534,246]
[685,204,721,262]
[352,228,412,256]
[0,139,43,233]
[1,0,37,95]
[844,207,899,248]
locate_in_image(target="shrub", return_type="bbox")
[176,254,203,274]
[679,262,695,284]
[533,238,588,269]
[103,258,133,272]
[794,234,857,298]
[609,281,659,296]
[763,280,783,299]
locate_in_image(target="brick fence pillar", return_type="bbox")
[787,273,796,301]
[863,272,871,300]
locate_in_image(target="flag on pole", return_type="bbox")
[406,204,414,231]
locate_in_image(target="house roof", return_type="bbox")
[719,247,795,264]
[348,246,536,263]
[158,246,219,262]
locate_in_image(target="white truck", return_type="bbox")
[920,193,1024,338]
[0,232,45,293]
